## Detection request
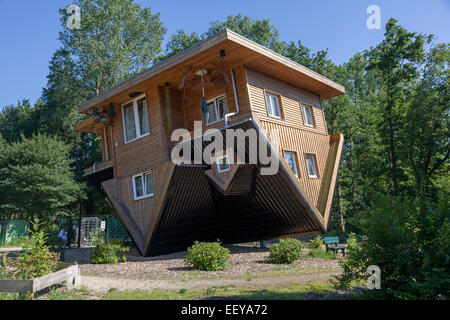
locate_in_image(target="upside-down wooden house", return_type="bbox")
[75,29,345,256]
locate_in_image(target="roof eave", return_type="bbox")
[78,29,345,113]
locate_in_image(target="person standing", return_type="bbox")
[58,227,68,248]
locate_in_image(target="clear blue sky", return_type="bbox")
[0,0,449,109]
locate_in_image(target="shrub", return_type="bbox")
[269,238,304,264]
[185,241,229,271]
[336,192,450,299]
[90,238,129,264]
[306,236,324,250]
[8,219,60,279]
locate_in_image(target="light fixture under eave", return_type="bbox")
[129,91,143,98]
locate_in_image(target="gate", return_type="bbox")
[80,217,102,246]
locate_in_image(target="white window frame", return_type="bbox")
[216,155,231,173]
[305,154,319,178]
[284,150,299,178]
[121,94,150,143]
[132,171,154,200]
[205,95,228,125]
[265,92,282,119]
[301,104,315,127]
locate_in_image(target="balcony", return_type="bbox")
[84,160,114,195]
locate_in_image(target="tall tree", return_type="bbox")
[366,18,426,194]
[0,134,84,228]
[403,42,450,196]
[163,14,284,58]
[38,0,167,219]
[0,99,42,143]
[42,0,167,140]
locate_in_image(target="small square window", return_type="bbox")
[302,104,315,127]
[266,93,281,118]
[133,172,154,200]
[216,156,230,173]
[284,151,299,178]
[305,154,319,178]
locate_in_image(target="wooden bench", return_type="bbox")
[324,237,347,257]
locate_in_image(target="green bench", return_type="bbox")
[324,236,347,257]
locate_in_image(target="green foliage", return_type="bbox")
[337,192,450,299]
[306,236,324,250]
[308,249,336,260]
[0,99,42,143]
[269,238,304,264]
[185,241,230,271]
[90,237,129,264]
[0,134,84,229]
[5,219,60,279]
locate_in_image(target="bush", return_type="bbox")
[185,241,229,271]
[90,238,129,264]
[6,219,60,279]
[306,236,324,250]
[336,192,450,299]
[269,238,303,264]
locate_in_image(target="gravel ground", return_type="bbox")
[64,243,342,280]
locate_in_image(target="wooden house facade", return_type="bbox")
[75,30,345,256]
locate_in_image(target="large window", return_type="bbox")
[265,93,282,118]
[206,95,228,125]
[301,104,315,127]
[284,151,299,178]
[122,96,150,143]
[216,155,230,173]
[305,154,319,178]
[132,171,154,200]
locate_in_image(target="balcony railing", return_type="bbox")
[84,160,113,176]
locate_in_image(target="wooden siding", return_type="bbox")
[316,133,344,224]
[260,120,330,208]
[116,161,174,237]
[102,161,175,254]
[246,67,327,135]
[110,87,167,179]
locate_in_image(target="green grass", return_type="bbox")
[0,237,29,249]
[307,249,337,260]
[101,281,340,300]
[1,280,368,300]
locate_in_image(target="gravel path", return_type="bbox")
[64,243,342,283]
[81,271,341,292]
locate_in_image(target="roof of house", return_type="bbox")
[78,29,345,113]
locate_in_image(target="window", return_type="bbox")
[301,104,315,127]
[205,95,228,125]
[284,151,299,178]
[122,96,150,143]
[266,93,281,118]
[305,154,319,178]
[132,172,154,200]
[216,156,230,173]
